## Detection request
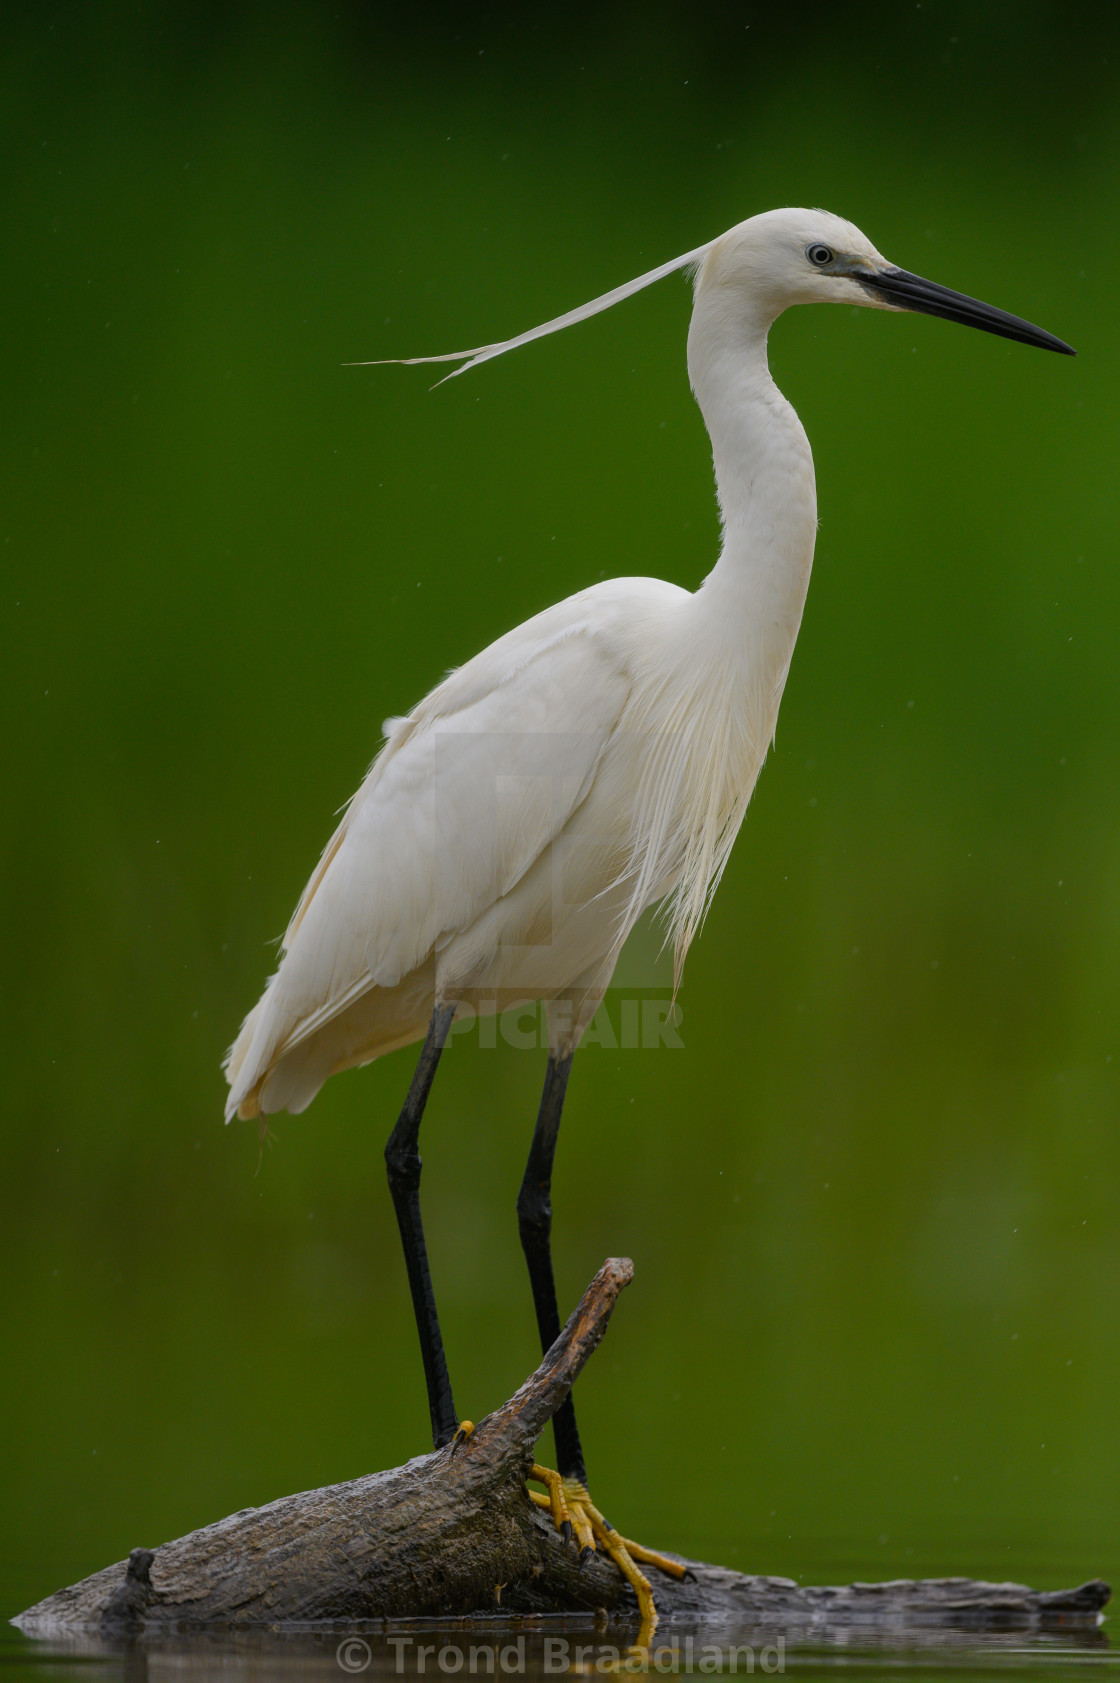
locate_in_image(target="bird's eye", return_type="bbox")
[807,244,835,267]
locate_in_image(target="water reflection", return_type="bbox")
[7,1614,1112,1683]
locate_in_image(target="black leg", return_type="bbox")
[385,1001,458,1449]
[516,1050,588,1487]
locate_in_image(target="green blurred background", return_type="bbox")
[2,0,1118,1632]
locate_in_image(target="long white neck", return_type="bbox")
[685,286,817,693]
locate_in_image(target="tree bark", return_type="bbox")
[16,1258,1109,1637]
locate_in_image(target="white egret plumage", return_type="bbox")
[224,208,1072,1625]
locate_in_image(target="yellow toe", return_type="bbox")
[525,1462,680,1642]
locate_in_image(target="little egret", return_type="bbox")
[225,208,1072,1620]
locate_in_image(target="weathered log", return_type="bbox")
[15,1258,1110,1637]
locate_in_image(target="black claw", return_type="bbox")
[450,1418,480,1455]
[682,1567,697,1583]
[561,1520,573,1547]
[579,1544,595,1568]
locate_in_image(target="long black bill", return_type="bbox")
[859,267,1075,355]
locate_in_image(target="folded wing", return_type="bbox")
[223,586,661,1119]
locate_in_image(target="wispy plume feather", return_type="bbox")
[348,240,714,382]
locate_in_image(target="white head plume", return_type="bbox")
[352,238,715,383]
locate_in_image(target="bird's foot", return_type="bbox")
[528,1464,686,1641]
[449,1420,475,1453]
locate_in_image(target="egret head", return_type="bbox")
[698,208,886,311]
[370,204,1073,383]
[699,206,1074,353]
